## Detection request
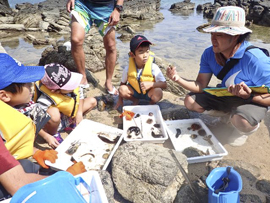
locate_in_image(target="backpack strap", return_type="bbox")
[217,45,269,81]
[217,58,240,80]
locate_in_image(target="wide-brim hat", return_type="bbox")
[41,63,82,91]
[203,6,252,36]
[0,53,45,89]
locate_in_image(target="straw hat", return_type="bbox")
[203,6,252,36]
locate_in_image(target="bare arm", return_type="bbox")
[0,165,46,196]
[108,0,124,26]
[166,66,212,93]
[228,82,270,107]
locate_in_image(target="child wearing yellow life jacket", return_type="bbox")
[114,35,167,109]
[0,53,58,169]
[34,63,97,146]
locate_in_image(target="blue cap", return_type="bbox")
[0,53,45,89]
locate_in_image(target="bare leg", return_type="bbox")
[70,16,87,85]
[184,94,205,113]
[103,28,117,94]
[148,88,163,104]
[119,85,139,105]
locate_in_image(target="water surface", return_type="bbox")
[3,0,270,79]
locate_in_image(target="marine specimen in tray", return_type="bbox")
[124,111,164,139]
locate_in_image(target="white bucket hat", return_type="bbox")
[203,6,252,36]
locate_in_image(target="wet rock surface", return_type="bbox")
[171,0,270,27]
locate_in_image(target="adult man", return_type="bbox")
[167,6,270,146]
[66,0,124,95]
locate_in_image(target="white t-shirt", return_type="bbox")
[121,63,166,83]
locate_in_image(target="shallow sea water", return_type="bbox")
[4,0,270,79]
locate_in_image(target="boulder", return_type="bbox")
[112,142,188,203]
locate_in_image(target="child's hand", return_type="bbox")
[45,136,60,149]
[140,81,153,91]
[33,149,58,169]
[166,65,180,82]
[66,161,86,176]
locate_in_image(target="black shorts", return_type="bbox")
[189,92,268,126]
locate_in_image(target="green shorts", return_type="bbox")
[71,0,115,36]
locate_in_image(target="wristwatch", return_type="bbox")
[115,4,123,12]
[244,93,254,103]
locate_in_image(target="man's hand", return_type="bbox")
[108,9,120,26]
[166,66,180,82]
[66,161,86,176]
[66,0,75,13]
[228,82,252,99]
[33,149,58,169]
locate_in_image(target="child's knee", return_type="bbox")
[47,107,61,122]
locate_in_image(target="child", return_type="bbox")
[114,35,167,109]
[0,53,58,168]
[34,63,97,143]
[0,53,86,176]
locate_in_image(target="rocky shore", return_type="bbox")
[1,0,270,202]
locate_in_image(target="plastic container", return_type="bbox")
[45,119,124,171]
[206,167,242,203]
[165,119,228,164]
[11,171,87,203]
[123,105,168,143]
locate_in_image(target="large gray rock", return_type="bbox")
[112,142,188,203]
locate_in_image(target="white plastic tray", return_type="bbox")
[123,105,168,143]
[45,119,123,171]
[165,118,228,164]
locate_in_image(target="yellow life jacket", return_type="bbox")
[127,51,155,94]
[33,81,80,118]
[0,100,35,159]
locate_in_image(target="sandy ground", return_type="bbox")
[90,68,270,201]
[34,67,270,202]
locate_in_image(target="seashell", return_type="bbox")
[198,129,206,136]
[98,132,119,144]
[102,153,109,159]
[146,118,153,124]
[190,134,198,139]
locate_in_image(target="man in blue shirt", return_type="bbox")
[167,6,270,146]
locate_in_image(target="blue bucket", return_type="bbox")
[206,166,242,203]
[10,171,88,203]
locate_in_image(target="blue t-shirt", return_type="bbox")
[200,41,270,87]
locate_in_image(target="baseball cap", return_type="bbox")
[41,63,82,91]
[0,53,45,89]
[203,6,252,36]
[130,35,152,53]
